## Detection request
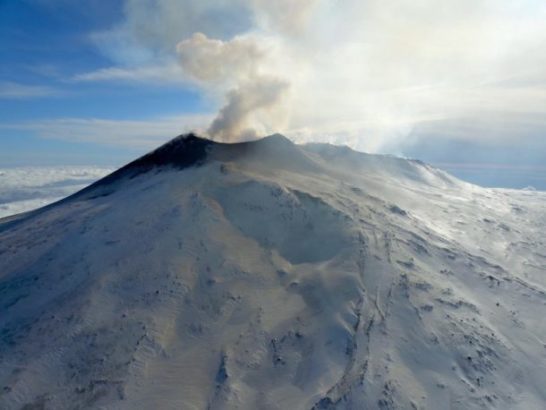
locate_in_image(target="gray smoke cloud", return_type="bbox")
[176,33,263,84]
[176,32,290,141]
[207,78,289,141]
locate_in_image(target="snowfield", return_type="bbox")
[0,134,545,409]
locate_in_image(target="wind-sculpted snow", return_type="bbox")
[0,135,545,409]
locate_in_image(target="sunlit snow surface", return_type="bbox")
[0,136,545,409]
[0,167,113,218]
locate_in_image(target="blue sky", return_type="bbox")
[0,0,208,165]
[1,0,545,189]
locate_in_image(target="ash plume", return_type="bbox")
[176,32,290,142]
[207,77,289,141]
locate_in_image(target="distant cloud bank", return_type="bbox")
[0,167,112,218]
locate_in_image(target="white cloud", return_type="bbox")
[61,0,546,150]
[1,114,212,149]
[0,166,113,218]
[250,0,318,35]
[89,0,253,65]
[72,63,187,85]
[0,82,61,99]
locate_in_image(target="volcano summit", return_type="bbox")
[0,134,545,409]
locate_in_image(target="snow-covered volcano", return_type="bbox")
[0,134,545,410]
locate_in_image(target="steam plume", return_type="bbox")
[90,0,546,150]
[207,78,289,141]
[176,32,290,141]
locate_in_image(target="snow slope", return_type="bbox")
[0,134,545,410]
